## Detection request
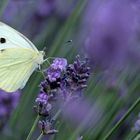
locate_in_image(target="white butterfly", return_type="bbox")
[0,22,44,92]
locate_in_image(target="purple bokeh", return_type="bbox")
[81,0,140,70]
[2,0,76,38]
[0,90,20,130]
[62,98,102,129]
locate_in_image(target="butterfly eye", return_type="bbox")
[0,38,6,44]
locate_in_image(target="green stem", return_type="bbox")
[133,133,140,140]
[52,109,62,121]
[103,97,140,140]
[26,115,40,140]
[37,133,43,140]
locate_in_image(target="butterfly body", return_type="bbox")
[0,22,44,92]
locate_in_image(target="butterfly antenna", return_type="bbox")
[43,40,72,66]
[44,57,56,65]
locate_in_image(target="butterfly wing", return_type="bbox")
[0,48,39,92]
[0,22,44,92]
[0,22,38,51]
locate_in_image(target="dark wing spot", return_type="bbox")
[0,49,6,53]
[0,38,6,44]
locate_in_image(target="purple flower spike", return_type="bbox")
[35,93,48,105]
[34,56,91,136]
[47,68,61,82]
[47,58,67,82]
[51,58,67,71]
[65,55,90,91]
[38,120,58,135]
[34,93,51,117]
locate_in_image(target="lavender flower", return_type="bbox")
[35,93,48,105]
[39,56,90,101]
[38,120,58,135]
[34,56,90,136]
[47,68,61,82]
[47,58,67,82]
[51,58,67,70]
[0,90,20,130]
[65,55,90,91]
[34,93,51,117]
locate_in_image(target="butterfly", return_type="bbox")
[0,22,45,93]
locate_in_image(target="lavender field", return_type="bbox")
[0,0,140,140]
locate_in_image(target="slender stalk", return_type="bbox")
[52,109,62,121]
[37,133,43,140]
[103,97,140,140]
[26,115,40,140]
[34,109,62,140]
[133,133,140,140]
